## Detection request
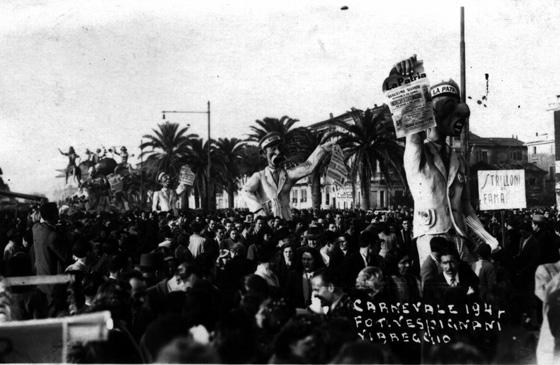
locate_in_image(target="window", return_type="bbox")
[380,191,385,207]
[325,189,330,205]
[511,151,522,160]
[301,189,307,203]
[292,190,298,204]
[481,151,488,163]
[533,146,537,154]
[529,178,536,186]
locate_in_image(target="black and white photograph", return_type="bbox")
[0,0,559,363]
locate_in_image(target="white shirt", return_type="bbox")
[359,247,369,266]
[443,272,459,286]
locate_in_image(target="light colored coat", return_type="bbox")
[152,185,186,213]
[405,138,470,238]
[404,137,497,250]
[242,146,327,220]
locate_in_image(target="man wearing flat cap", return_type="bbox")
[242,131,334,220]
[390,56,498,281]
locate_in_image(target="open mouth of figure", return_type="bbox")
[454,120,464,134]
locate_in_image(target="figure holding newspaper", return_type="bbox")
[387,55,498,281]
[242,132,335,220]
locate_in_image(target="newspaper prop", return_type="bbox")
[478,169,526,210]
[179,165,195,186]
[0,311,112,363]
[107,173,124,192]
[382,59,435,138]
[326,144,347,186]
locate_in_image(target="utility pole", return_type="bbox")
[460,7,469,168]
[139,138,144,210]
[207,101,212,211]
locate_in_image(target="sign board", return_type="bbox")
[179,165,195,186]
[0,311,112,363]
[382,59,435,138]
[336,186,353,199]
[478,169,526,210]
[326,145,347,186]
[107,174,123,192]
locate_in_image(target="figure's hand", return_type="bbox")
[320,140,336,152]
[390,54,417,76]
[487,236,501,253]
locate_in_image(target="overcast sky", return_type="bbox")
[1,0,559,198]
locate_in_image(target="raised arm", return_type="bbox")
[287,142,333,181]
[176,183,187,196]
[403,131,426,173]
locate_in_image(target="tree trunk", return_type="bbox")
[311,172,322,210]
[182,188,190,211]
[227,181,235,209]
[201,184,208,212]
[360,171,371,210]
[351,177,356,209]
[207,182,216,211]
[194,186,200,209]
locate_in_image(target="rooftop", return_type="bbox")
[470,133,525,148]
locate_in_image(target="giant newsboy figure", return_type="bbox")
[391,56,498,277]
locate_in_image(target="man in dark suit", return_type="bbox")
[342,229,385,289]
[285,247,324,309]
[397,219,420,275]
[420,236,448,287]
[396,219,413,254]
[423,248,479,305]
[33,203,69,303]
[334,213,346,235]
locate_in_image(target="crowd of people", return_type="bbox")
[0,204,559,363]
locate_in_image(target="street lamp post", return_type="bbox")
[139,138,144,210]
[162,101,212,211]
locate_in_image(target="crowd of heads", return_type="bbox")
[0,204,558,363]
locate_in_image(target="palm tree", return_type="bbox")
[140,122,198,179]
[183,138,224,211]
[290,128,331,209]
[327,106,405,210]
[239,145,266,176]
[247,116,308,165]
[214,138,247,209]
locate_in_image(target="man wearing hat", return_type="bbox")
[33,202,68,302]
[242,131,334,220]
[390,56,498,279]
[152,172,187,214]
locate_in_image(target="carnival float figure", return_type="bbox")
[242,132,335,220]
[112,146,133,175]
[82,165,110,212]
[152,172,187,215]
[390,56,498,278]
[58,146,142,212]
[58,146,81,185]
